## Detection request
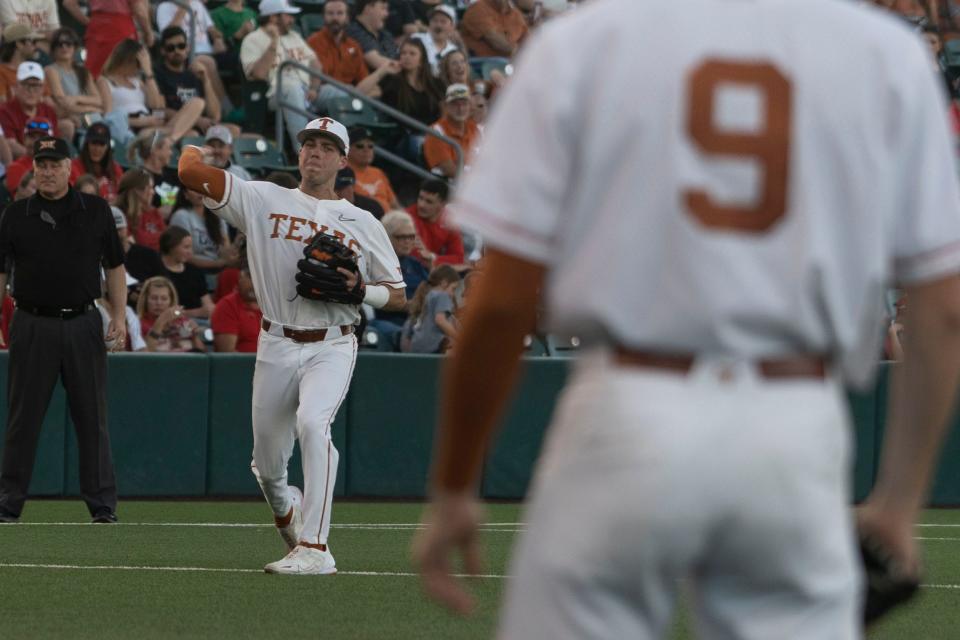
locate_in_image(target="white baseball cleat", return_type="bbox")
[276,486,303,551]
[264,545,337,575]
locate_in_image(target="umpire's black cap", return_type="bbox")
[33,136,70,161]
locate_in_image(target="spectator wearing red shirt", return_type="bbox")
[0,62,67,159]
[211,267,262,353]
[406,178,465,267]
[4,117,50,193]
[117,167,167,252]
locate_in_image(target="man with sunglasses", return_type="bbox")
[0,23,43,102]
[155,26,224,136]
[0,62,69,159]
[3,117,50,193]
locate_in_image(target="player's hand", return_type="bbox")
[855,499,920,578]
[412,491,484,615]
[104,316,127,352]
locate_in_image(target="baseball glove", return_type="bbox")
[295,233,365,305]
[859,531,920,625]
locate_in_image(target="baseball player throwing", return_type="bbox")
[414,0,960,636]
[179,118,406,575]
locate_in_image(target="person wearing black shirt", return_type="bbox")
[0,137,127,525]
[155,26,222,134]
[334,167,384,220]
[158,226,214,319]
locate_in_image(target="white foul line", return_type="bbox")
[0,562,508,579]
[1,522,524,531]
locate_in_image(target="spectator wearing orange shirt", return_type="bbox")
[460,0,528,58]
[211,267,263,353]
[406,178,465,267]
[347,126,401,211]
[424,83,481,179]
[306,0,373,109]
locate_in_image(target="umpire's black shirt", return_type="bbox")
[0,188,125,307]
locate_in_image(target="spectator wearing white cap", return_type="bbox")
[0,62,69,159]
[240,0,325,148]
[0,23,42,102]
[411,6,463,76]
[423,82,481,178]
[205,125,252,182]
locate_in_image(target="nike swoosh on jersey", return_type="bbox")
[203,182,211,194]
[338,214,356,222]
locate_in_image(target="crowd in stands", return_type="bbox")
[0,0,953,357]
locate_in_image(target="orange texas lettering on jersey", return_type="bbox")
[268,213,361,252]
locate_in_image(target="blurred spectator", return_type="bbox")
[113,205,163,286]
[69,122,123,203]
[885,292,907,361]
[423,83,480,178]
[0,62,65,159]
[334,166,384,219]
[346,0,399,71]
[460,0,528,57]
[3,117,49,192]
[386,0,420,38]
[211,0,258,51]
[61,0,154,78]
[155,26,222,135]
[97,39,205,144]
[438,48,472,88]
[117,167,167,251]
[306,0,375,103]
[210,266,262,352]
[205,125,252,181]
[347,126,401,211]
[365,38,443,127]
[0,24,41,102]
[470,80,491,125]
[137,275,206,352]
[374,209,429,331]
[262,169,298,188]
[46,28,105,132]
[158,225,215,319]
[74,173,99,195]
[128,130,183,213]
[403,263,459,353]
[240,0,324,148]
[13,168,34,200]
[406,178,464,266]
[95,281,147,351]
[0,1,59,43]
[169,186,238,272]
[411,6,461,75]
[156,0,236,115]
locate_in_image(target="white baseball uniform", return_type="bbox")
[453,0,960,637]
[202,171,404,547]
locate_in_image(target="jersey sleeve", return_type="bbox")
[360,213,405,289]
[890,37,960,284]
[179,148,258,233]
[450,25,573,265]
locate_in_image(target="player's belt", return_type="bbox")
[613,348,827,380]
[261,319,354,343]
[16,301,96,319]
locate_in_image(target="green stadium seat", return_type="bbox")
[325,96,397,139]
[300,13,325,37]
[232,137,297,176]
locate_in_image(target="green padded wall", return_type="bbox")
[481,358,569,499]
[65,354,210,496]
[0,352,66,496]
[206,354,348,497]
[346,354,438,496]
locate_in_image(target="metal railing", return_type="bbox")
[274,60,463,181]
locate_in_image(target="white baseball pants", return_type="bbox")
[250,330,357,546]
[498,351,861,640]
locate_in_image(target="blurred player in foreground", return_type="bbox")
[414,0,960,637]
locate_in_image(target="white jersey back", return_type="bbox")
[205,172,404,328]
[453,0,960,386]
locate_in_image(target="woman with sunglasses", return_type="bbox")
[46,28,105,133]
[69,122,123,203]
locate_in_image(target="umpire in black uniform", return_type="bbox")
[0,136,127,524]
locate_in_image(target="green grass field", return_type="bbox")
[0,501,958,639]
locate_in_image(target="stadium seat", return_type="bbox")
[232,137,297,176]
[300,13,325,37]
[241,79,271,137]
[325,96,397,139]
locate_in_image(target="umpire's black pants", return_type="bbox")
[0,309,117,517]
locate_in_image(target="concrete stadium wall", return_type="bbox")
[0,353,957,505]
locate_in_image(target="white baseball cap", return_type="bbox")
[204,125,233,145]
[258,0,301,16]
[430,5,457,25]
[297,117,350,153]
[17,61,44,82]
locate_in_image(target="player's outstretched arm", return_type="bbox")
[413,249,543,614]
[859,274,960,572]
[178,145,227,202]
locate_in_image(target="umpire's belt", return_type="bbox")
[261,319,353,344]
[16,301,95,320]
[614,348,827,380]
